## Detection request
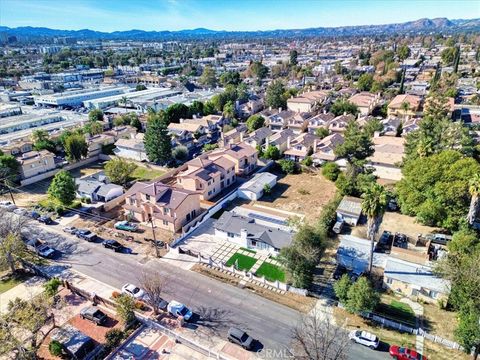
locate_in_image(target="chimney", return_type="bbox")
[323,108,327,114]
[265,136,269,147]
[240,132,244,142]
[179,118,184,123]
[343,111,347,116]
[313,139,318,150]
[287,136,291,149]
[278,107,282,113]
[269,106,272,111]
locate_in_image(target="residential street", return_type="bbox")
[30,222,390,360]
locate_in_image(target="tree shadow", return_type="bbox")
[190,306,239,337]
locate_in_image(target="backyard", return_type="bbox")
[255,261,286,282]
[256,170,337,223]
[129,166,165,182]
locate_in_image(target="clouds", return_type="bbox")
[0,0,478,32]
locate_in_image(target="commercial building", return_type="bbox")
[83,88,177,110]
[34,87,129,107]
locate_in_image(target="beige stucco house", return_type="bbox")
[18,150,56,179]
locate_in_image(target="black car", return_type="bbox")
[38,215,53,225]
[102,239,123,252]
[80,306,108,325]
[333,265,347,280]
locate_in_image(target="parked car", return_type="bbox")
[76,229,97,242]
[114,221,138,232]
[38,215,53,225]
[62,226,77,234]
[227,327,254,350]
[80,306,108,325]
[102,239,124,252]
[349,330,379,349]
[333,265,347,280]
[167,300,192,321]
[29,211,41,220]
[36,243,55,258]
[389,345,428,360]
[121,283,145,300]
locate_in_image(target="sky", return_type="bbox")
[1,0,479,32]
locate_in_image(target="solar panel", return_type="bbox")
[248,212,287,226]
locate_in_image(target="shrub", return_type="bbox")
[44,278,62,297]
[263,184,271,195]
[278,159,297,174]
[49,340,63,356]
[322,162,340,181]
[301,156,313,167]
[105,328,124,349]
[317,195,342,235]
[134,300,145,310]
[112,291,121,298]
[298,188,310,195]
[333,274,352,304]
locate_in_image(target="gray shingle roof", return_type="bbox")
[215,211,293,250]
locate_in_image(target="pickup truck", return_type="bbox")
[26,239,55,258]
[114,221,138,232]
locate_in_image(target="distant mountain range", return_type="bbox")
[1,17,479,42]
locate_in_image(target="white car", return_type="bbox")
[348,330,379,349]
[62,226,78,234]
[121,283,145,300]
[167,300,193,321]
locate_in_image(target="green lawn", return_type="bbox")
[255,262,286,282]
[375,299,417,326]
[225,253,257,271]
[0,272,31,294]
[130,167,165,181]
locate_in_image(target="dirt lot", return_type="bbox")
[256,170,337,223]
[351,211,439,240]
[423,339,470,360]
[423,303,459,340]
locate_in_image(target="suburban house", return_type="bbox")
[383,257,450,304]
[86,133,115,157]
[168,121,207,140]
[307,112,335,134]
[76,174,124,203]
[348,92,381,116]
[123,181,201,232]
[312,133,344,164]
[244,127,273,149]
[2,140,33,156]
[283,133,320,162]
[287,90,329,113]
[237,98,263,119]
[367,136,405,181]
[237,172,277,201]
[113,133,148,162]
[387,94,422,118]
[18,150,56,179]
[176,156,236,201]
[221,124,248,146]
[214,211,293,255]
[265,109,297,131]
[286,112,313,134]
[210,142,258,176]
[337,235,388,274]
[329,114,355,133]
[263,128,295,153]
[104,125,138,141]
[336,196,363,226]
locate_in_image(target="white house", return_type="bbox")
[336,196,363,226]
[113,133,148,162]
[214,211,293,255]
[237,172,277,201]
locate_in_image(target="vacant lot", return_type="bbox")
[423,303,459,340]
[130,166,165,182]
[256,170,337,223]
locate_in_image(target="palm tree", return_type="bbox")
[120,96,128,113]
[400,101,410,121]
[467,174,480,226]
[361,183,388,273]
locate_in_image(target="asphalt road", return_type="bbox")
[29,221,390,360]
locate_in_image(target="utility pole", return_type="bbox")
[150,218,159,258]
[0,179,15,205]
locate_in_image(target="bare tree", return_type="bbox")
[0,209,31,274]
[139,271,169,315]
[292,309,350,360]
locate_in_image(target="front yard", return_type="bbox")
[0,271,32,294]
[375,296,417,326]
[225,253,257,271]
[255,262,286,282]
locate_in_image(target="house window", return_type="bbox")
[429,290,439,299]
[386,278,393,285]
[164,208,170,215]
[227,232,235,238]
[162,220,168,226]
[146,194,150,201]
[412,289,419,296]
[251,240,257,247]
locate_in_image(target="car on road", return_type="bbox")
[36,243,56,258]
[114,221,138,232]
[102,239,124,252]
[38,215,53,225]
[121,283,145,300]
[167,300,193,321]
[62,226,77,234]
[348,330,379,349]
[227,327,254,350]
[389,345,428,360]
[76,229,97,242]
[80,306,108,325]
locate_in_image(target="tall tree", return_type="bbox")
[361,183,388,273]
[199,65,217,88]
[104,158,138,186]
[165,103,190,124]
[334,121,373,166]
[48,170,76,205]
[0,209,29,275]
[88,109,104,122]
[83,120,103,136]
[289,49,298,66]
[397,45,411,61]
[64,133,87,161]
[144,113,172,165]
[120,95,129,112]
[245,114,265,132]
[356,73,374,91]
[139,271,168,315]
[346,277,380,314]
[330,99,359,116]
[467,174,480,226]
[265,80,287,109]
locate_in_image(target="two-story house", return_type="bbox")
[176,157,236,201]
[286,90,329,113]
[18,150,56,179]
[210,142,258,176]
[307,112,335,135]
[348,92,381,116]
[244,127,273,149]
[123,182,201,232]
[283,133,320,162]
[312,133,345,164]
[387,94,422,118]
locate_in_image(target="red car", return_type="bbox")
[389,345,428,360]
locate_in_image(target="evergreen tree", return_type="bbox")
[144,113,172,165]
[47,170,76,205]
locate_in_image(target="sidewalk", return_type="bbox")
[0,276,46,314]
[400,298,424,354]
